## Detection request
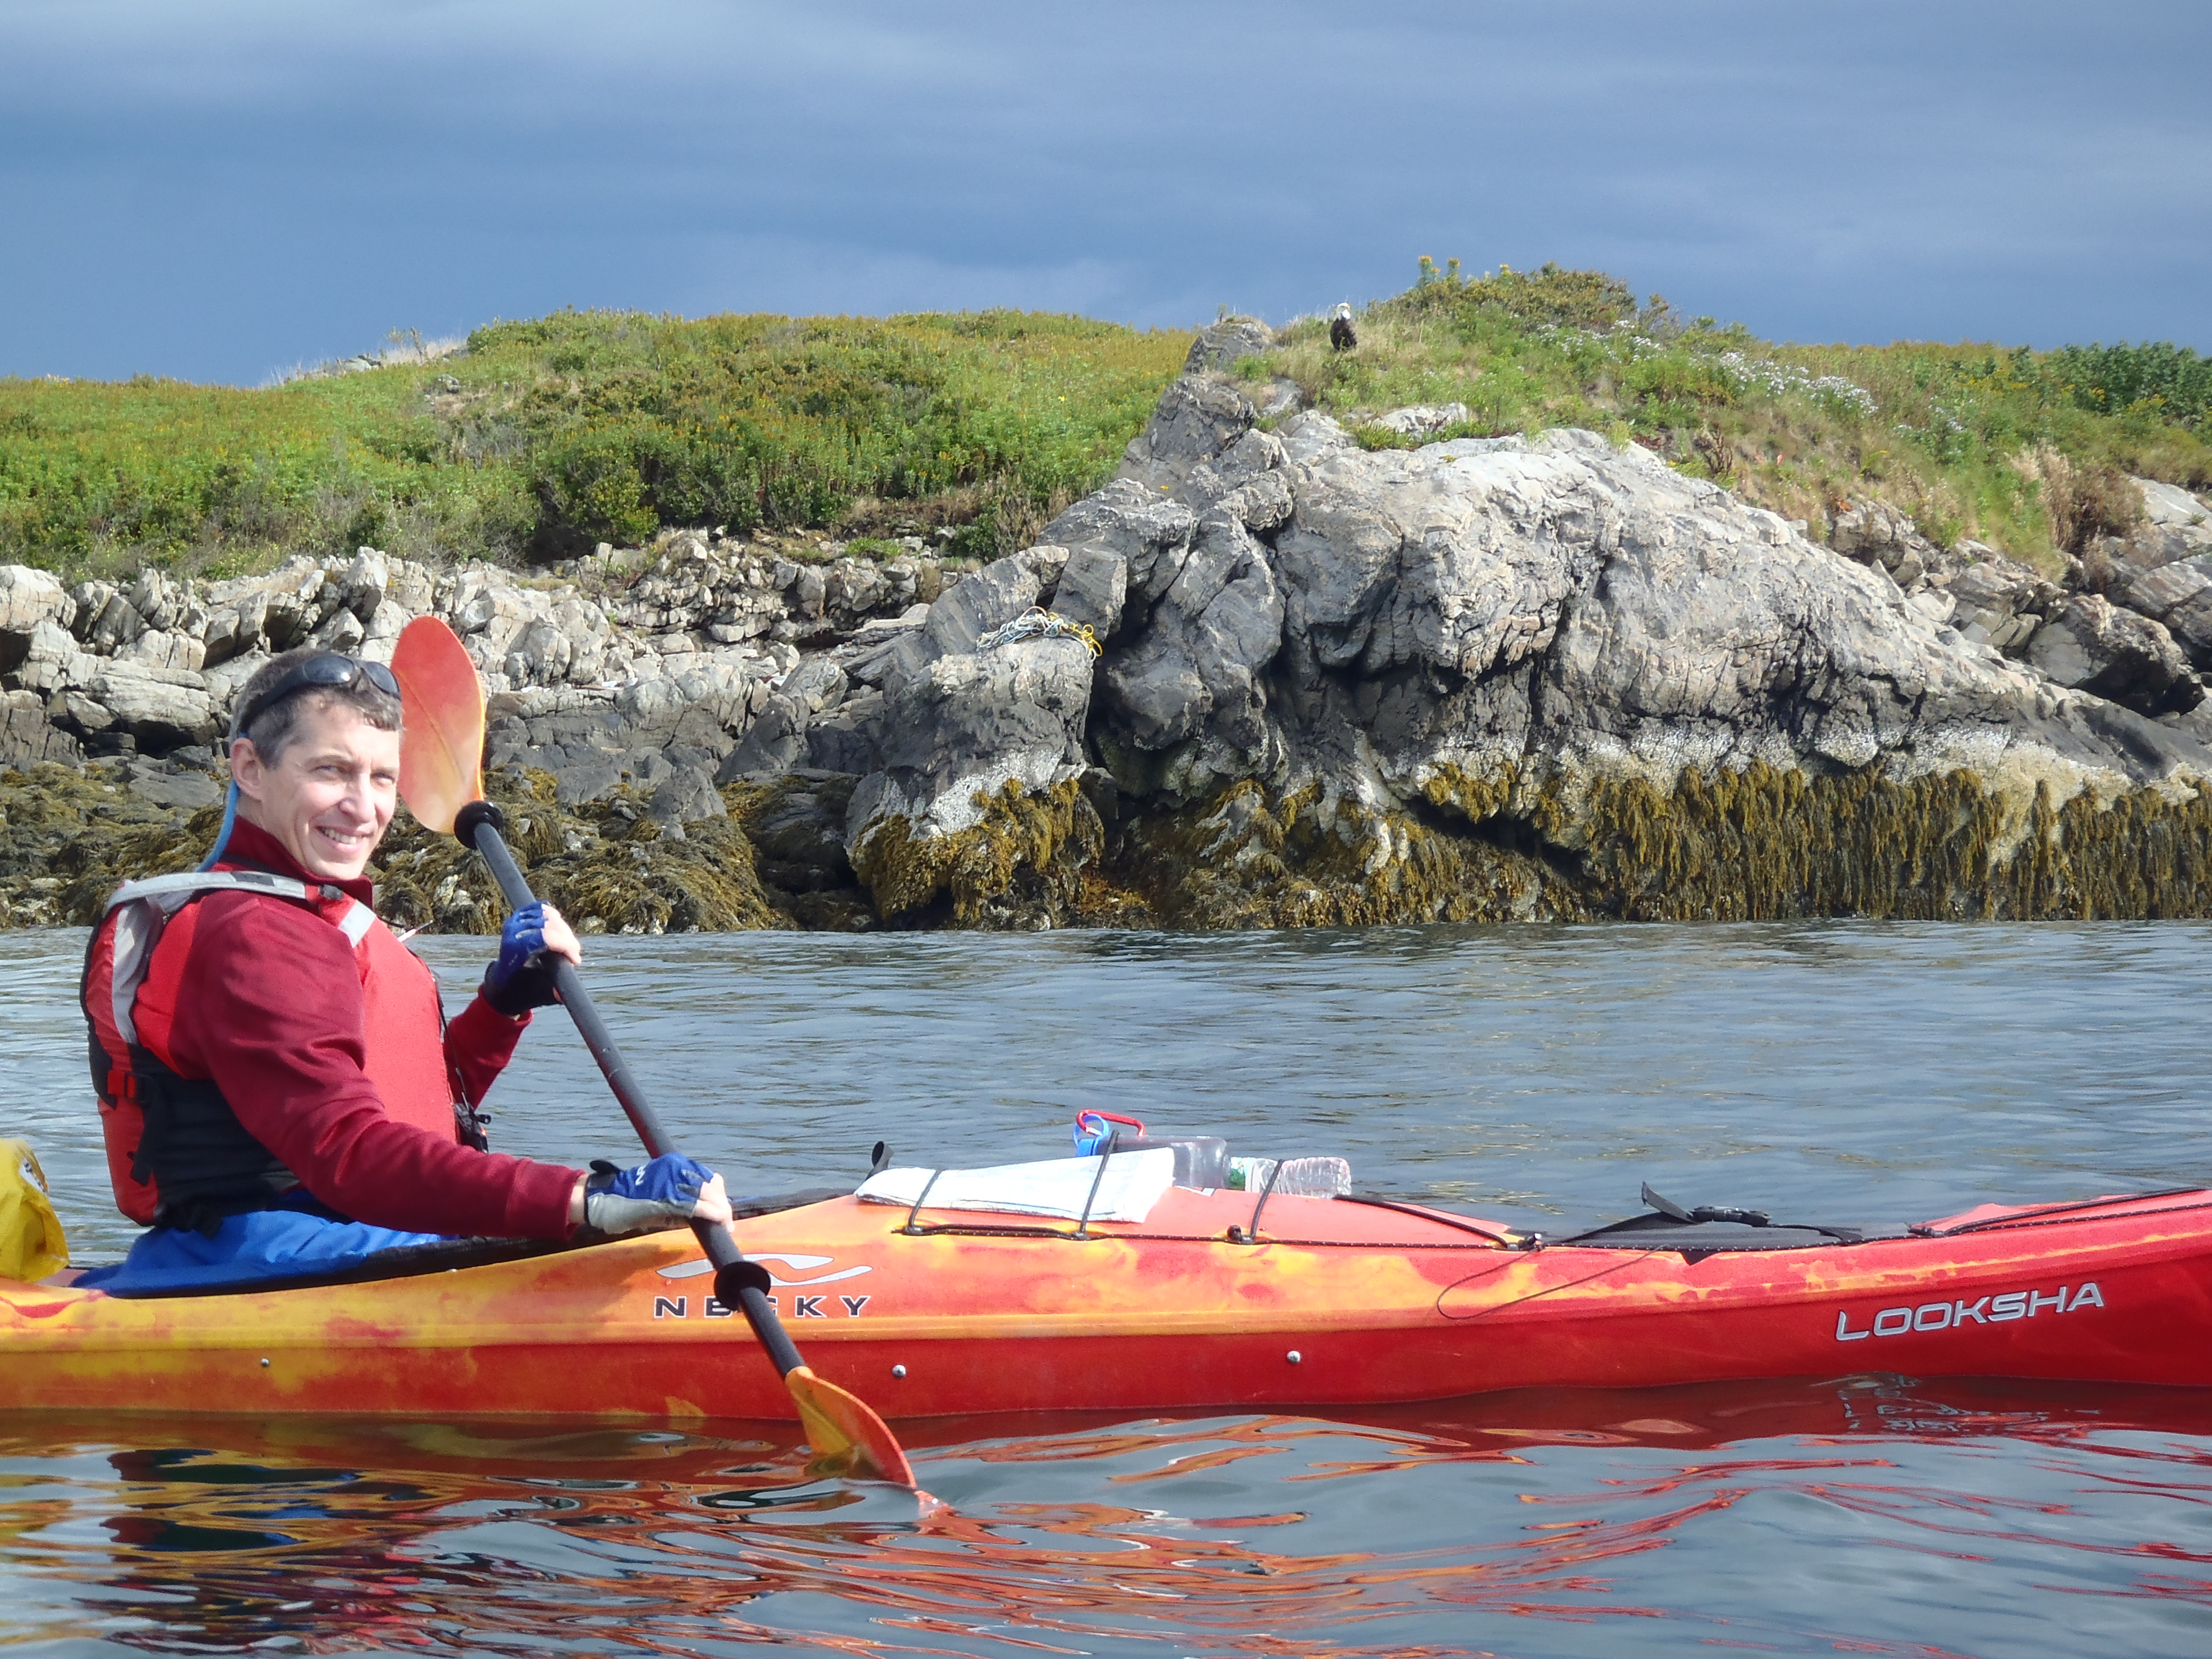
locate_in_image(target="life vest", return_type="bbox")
[80,870,486,1228]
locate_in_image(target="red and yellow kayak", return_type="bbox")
[6,1183,2210,1422]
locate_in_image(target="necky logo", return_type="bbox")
[656,1253,871,1288]
[1835,1282,2104,1341]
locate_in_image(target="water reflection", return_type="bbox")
[8,1377,2212,1657]
[12,923,2212,1652]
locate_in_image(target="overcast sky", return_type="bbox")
[3,1,2206,384]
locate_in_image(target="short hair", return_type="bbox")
[230,648,404,767]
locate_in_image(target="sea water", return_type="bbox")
[5,921,2211,1656]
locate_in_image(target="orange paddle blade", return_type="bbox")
[391,617,485,834]
[787,1366,917,1487]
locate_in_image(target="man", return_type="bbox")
[79,647,728,1292]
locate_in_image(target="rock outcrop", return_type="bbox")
[820,325,2212,925]
[10,320,2212,932]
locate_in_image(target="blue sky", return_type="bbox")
[3,0,2207,384]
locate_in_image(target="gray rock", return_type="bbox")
[1077,404,2212,828]
[1256,378,1307,420]
[647,762,725,824]
[1115,374,1262,506]
[1054,545,1128,639]
[1,689,80,768]
[1098,510,1284,788]
[2024,595,2203,717]
[124,759,225,810]
[201,653,270,721]
[200,595,264,667]
[126,569,188,633]
[243,560,340,647]
[83,591,148,653]
[1043,481,1199,626]
[1183,317,1274,375]
[308,607,366,653]
[8,620,95,697]
[549,750,626,806]
[717,696,809,782]
[805,690,885,775]
[920,551,1050,661]
[0,566,74,638]
[118,628,207,674]
[1372,402,1471,438]
[848,636,1096,847]
[2136,477,2212,541]
[746,773,859,888]
[2160,579,2212,672]
[781,657,849,715]
[1830,499,1937,572]
[80,663,225,753]
[2115,556,2212,625]
[337,547,390,620]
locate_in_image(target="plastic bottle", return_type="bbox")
[1226,1155,1352,1197]
[1117,1136,1228,1189]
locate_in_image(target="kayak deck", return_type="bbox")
[7,1185,2211,1421]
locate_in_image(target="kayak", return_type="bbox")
[7,1178,2212,1422]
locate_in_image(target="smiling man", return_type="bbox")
[76,647,734,1293]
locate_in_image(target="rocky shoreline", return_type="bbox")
[8,320,2212,933]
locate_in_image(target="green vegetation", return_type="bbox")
[0,312,1192,582]
[1249,259,2212,573]
[8,262,2207,589]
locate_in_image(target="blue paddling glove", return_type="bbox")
[483,901,561,1018]
[583,1154,717,1235]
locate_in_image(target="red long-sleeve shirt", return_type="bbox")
[151,820,581,1240]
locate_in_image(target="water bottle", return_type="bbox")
[1226,1156,1352,1197]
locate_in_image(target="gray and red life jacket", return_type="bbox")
[80,870,484,1228]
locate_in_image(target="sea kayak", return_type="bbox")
[7,1178,2211,1421]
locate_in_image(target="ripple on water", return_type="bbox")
[7,921,2212,1653]
[6,1380,2212,1656]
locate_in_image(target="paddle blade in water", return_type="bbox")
[787,1366,916,1487]
[391,617,485,834]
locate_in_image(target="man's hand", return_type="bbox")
[578,1153,731,1236]
[482,900,582,1018]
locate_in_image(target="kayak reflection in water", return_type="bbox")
[72,647,734,1296]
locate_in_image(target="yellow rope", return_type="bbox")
[976,606,1103,658]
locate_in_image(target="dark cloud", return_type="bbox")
[2,0,2207,381]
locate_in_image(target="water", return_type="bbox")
[6,921,2212,1655]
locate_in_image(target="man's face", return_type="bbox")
[232,700,400,881]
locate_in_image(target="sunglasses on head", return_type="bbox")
[231,653,402,743]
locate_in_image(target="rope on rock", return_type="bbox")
[975,607,1102,658]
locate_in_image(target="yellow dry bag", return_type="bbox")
[0,1137,68,1282]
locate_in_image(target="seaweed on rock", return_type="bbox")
[1546,762,2212,921]
[850,777,1108,927]
[0,760,777,937]
[1098,762,2212,928]
[1116,777,1575,929]
[370,769,779,936]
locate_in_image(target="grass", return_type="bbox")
[1248,259,2212,573]
[0,312,1192,583]
[8,265,2208,589]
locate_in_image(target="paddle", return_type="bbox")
[388,617,916,1488]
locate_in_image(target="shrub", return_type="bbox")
[1259,258,2212,571]
[0,309,1191,579]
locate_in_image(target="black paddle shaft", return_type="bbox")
[454,801,804,1378]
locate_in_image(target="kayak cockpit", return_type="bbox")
[74,1185,851,1301]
